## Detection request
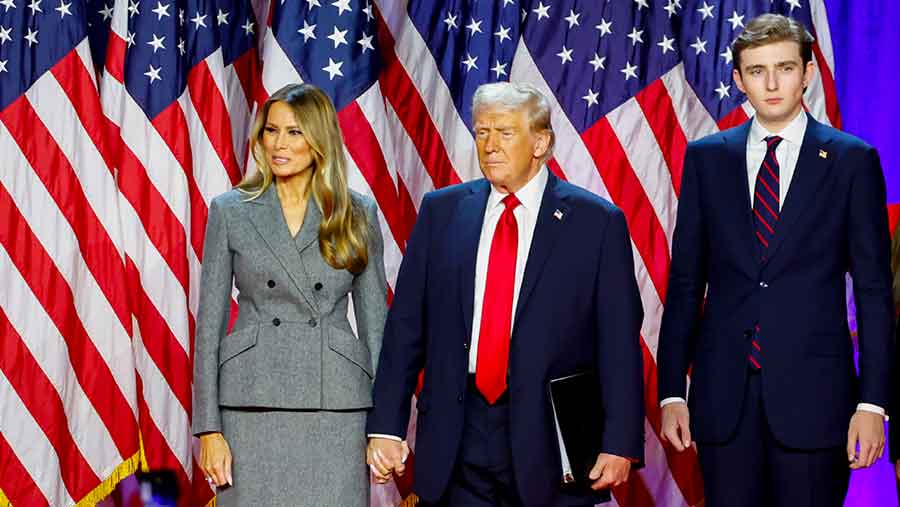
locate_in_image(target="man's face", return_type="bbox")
[473,106,549,194]
[733,40,815,131]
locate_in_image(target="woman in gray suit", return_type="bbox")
[192,83,388,506]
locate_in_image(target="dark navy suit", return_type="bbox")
[367,172,645,507]
[658,115,894,506]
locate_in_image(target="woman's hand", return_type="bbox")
[199,432,233,487]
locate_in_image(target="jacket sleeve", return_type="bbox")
[192,196,234,435]
[352,198,388,376]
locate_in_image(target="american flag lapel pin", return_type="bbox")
[819,149,828,159]
[553,209,564,221]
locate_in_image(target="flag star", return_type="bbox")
[322,58,343,79]
[331,0,351,15]
[589,53,605,71]
[0,26,10,44]
[0,0,14,12]
[241,19,254,35]
[663,0,679,17]
[564,9,580,28]
[582,88,599,107]
[151,1,169,19]
[494,24,510,44]
[298,20,316,41]
[715,81,731,99]
[125,31,135,46]
[177,38,185,54]
[55,0,71,18]
[361,3,373,21]
[305,0,320,7]
[190,12,206,28]
[556,45,573,64]
[728,11,744,30]
[697,1,714,20]
[502,0,513,5]
[27,0,41,14]
[443,12,457,30]
[0,59,6,73]
[492,60,507,78]
[621,61,638,80]
[690,36,707,54]
[98,2,112,19]
[595,18,612,37]
[466,17,482,36]
[216,8,228,25]
[627,27,644,46]
[327,25,348,48]
[24,26,37,45]
[178,8,183,24]
[786,0,801,11]
[144,64,162,83]
[720,47,733,64]
[127,0,139,17]
[658,34,675,54]
[147,33,165,52]
[357,32,374,53]
[521,8,526,22]
[532,1,549,20]
[462,53,478,71]
[634,0,648,9]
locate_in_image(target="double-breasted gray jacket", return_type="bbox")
[192,184,388,435]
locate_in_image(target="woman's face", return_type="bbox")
[261,101,315,179]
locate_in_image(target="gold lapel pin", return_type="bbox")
[819,149,828,159]
[553,209,564,221]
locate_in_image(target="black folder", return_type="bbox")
[548,370,605,495]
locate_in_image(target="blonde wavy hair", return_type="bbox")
[238,83,369,274]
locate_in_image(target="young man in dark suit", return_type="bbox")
[657,13,894,507]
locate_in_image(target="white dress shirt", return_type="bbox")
[660,112,885,419]
[468,168,548,373]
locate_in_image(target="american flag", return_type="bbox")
[0,0,841,506]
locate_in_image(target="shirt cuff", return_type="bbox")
[367,433,403,441]
[660,397,686,408]
[856,403,888,421]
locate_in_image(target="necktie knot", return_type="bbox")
[765,135,783,154]
[502,193,521,212]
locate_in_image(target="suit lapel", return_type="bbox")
[721,122,761,270]
[458,181,491,343]
[246,185,318,311]
[764,115,834,262]
[511,173,569,334]
[294,197,321,253]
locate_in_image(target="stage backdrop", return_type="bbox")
[0,0,895,506]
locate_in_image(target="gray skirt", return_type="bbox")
[216,407,369,507]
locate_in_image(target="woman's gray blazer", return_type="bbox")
[192,184,388,435]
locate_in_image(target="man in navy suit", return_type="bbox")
[365,82,645,507]
[657,14,894,507]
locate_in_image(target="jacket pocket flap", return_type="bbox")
[219,325,259,366]
[328,328,373,377]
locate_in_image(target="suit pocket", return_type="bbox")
[218,324,259,366]
[327,327,373,377]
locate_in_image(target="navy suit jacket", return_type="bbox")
[367,172,645,506]
[658,115,894,449]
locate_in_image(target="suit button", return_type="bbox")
[744,330,753,339]
[314,282,323,291]
[759,281,768,288]
[272,318,281,326]
[308,318,317,328]
[457,393,463,402]
[267,280,276,288]
[463,342,469,350]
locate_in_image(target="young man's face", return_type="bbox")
[733,40,815,131]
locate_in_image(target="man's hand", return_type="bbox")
[847,410,885,469]
[660,402,692,452]
[366,438,409,484]
[588,453,632,490]
[199,432,232,487]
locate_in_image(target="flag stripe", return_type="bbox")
[0,432,49,507]
[187,60,244,185]
[635,79,689,196]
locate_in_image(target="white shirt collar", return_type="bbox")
[749,110,807,147]
[486,166,548,212]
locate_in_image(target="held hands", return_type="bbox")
[846,410,885,469]
[660,402,693,452]
[199,432,233,487]
[588,453,632,490]
[366,438,410,484]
